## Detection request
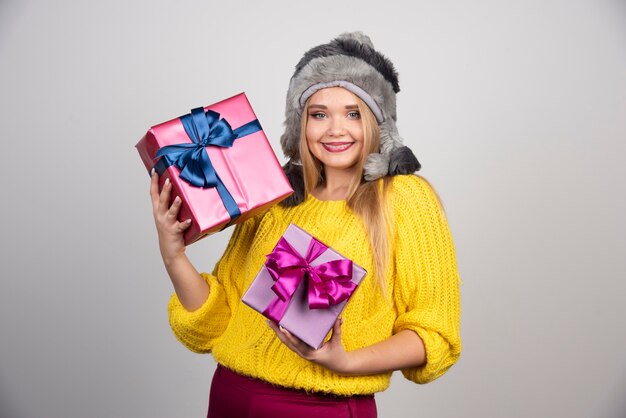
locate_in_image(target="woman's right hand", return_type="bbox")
[149,170,192,265]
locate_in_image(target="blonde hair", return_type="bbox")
[299,93,393,289]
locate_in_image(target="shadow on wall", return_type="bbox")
[592,368,626,418]
[0,384,22,418]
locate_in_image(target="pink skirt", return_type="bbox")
[207,365,377,418]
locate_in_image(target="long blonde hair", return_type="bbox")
[299,93,393,289]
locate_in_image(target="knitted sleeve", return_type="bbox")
[391,175,462,384]
[167,215,261,353]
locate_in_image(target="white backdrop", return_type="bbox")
[1,1,625,417]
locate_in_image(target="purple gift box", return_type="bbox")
[242,224,367,349]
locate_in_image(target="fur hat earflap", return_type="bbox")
[281,160,305,207]
[280,32,421,203]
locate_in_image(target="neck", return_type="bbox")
[314,165,358,200]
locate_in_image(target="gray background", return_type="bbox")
[1,0,625,417]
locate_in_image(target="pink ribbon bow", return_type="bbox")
[262,236,355,323]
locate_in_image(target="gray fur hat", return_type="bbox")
[280,32,420,206]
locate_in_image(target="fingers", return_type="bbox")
[168,196,183,218]
[267,320,285,339]
[267,320,312,356]
[178,218,193,232]
[149,170,172,215]
[156,177,183,217]
[163,193,192,232]
[166,191,192,231]
[149,169,159,207]
[278,325,300,346]
[158,177,172,212]
[334,317,343,334]
[150,172,191,229]
[329,317,343,343]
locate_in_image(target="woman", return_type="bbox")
[150,32,461,418]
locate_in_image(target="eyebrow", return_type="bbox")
[308,104,359,110]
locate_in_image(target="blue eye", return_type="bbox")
[347,111,361,119]
[309,112,326,119]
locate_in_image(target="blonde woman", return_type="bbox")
[150,32,461,418]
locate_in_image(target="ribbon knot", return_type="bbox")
[155,108,241,188]
[262,236,356,323]
[152,106,263,223]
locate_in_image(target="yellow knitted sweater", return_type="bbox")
[168,174,461,395]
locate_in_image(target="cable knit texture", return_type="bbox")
[168,174,461,395]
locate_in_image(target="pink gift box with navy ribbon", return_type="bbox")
[136,93,293,245]
[242,224,367,349]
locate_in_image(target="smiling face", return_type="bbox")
[304,87,365,175]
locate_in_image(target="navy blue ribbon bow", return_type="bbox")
[153,107,262,222]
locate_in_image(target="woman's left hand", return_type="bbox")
[267,318,354,374]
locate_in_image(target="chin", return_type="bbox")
[314,151,361,170]
[320,157,358,169]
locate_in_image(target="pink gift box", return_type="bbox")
[242,224,367,349]
[136,93,293,245]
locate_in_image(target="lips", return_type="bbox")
[321,142,354,152]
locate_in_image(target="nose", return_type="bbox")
[327,118,346,137]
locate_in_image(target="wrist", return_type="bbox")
[334,350,360,376]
